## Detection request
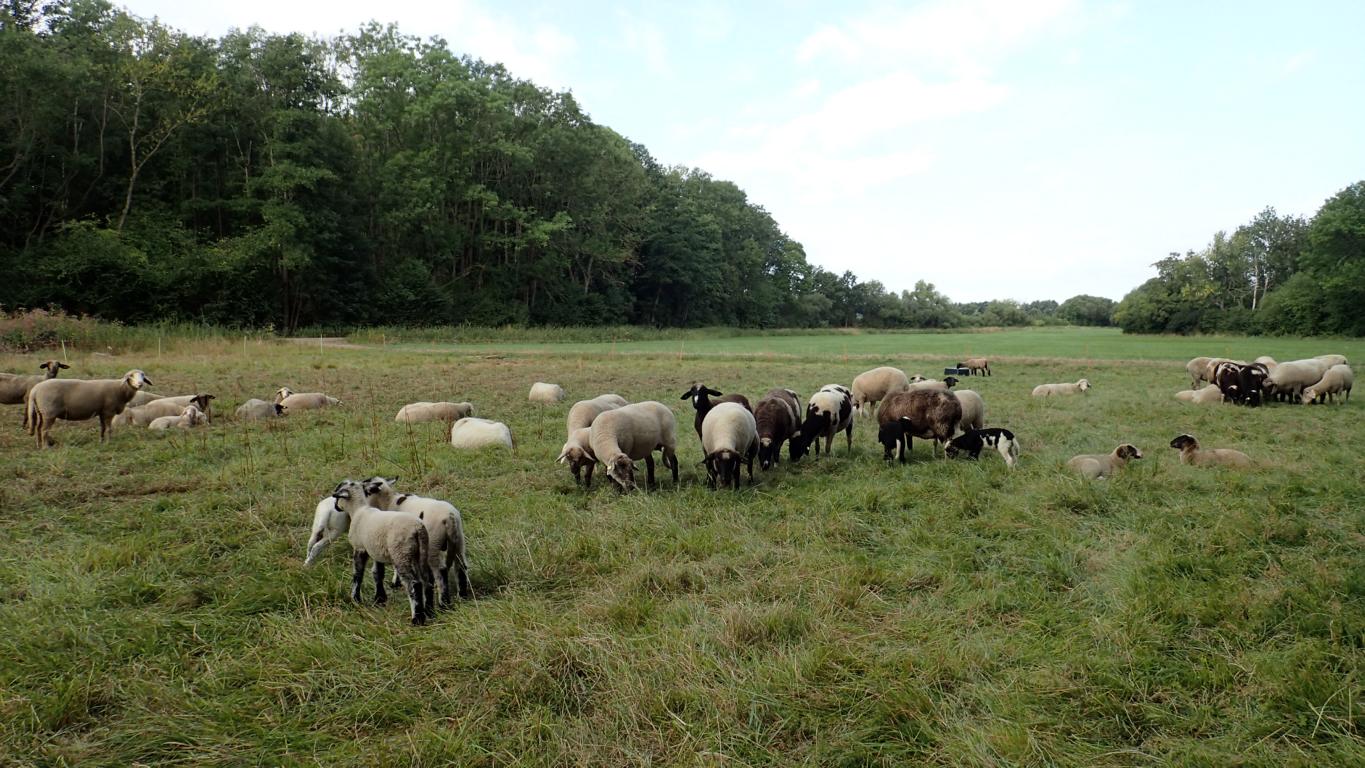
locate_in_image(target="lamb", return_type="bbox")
[1032,378,1091,397]
[1264,360,1329,402]
[112,393,215,426]
[27,369,152,447]
[702,402,758,490]
[753,388,801,470]
[680,383,752,439]
[235,398,285,420]
[1314,354,1348,368]
[1168,434,1251,467]
[449,417,514,449]
[790,384,854,460]
[953,389,985,433]
[556,394,627,487]
[946,427,1020,468]
[850,366,911,418]
[1066,444,1142,479]
[274,387,341,410]
[1,360,69,428]
[907,376,959,392]
[1174,387,1225,405]
[875,389,961,462]
[395,401,474,424]
[958,357,991,376]
[529,382,566,404]
[362,477,473,606]
[148,404,209,431]
[326,480,431,625]
[589,401,679,492]
[1301,364,1354,404]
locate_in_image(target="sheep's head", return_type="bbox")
[274,387,294,404]
[1116,444,1142,461]
[787,430,808,462]
[1169,434,1198,451]
[606,455,636,491]
[943,376,959,388]
[123,370,151,389]
[331,479,365,514]
[681,383,723,409]
[192,394,215,411]
[877,421,904,459]
[908,375,927,383]
[1077,379,1092,392]
[40,361,69,377]
[181,404,207,426]
[1300,388,1318,405]
[274,403,286,416]
[361,476,399,507]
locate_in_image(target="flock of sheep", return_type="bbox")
[1,348,1352,625]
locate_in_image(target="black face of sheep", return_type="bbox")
[787,430,808,462]
[878,421,906,462]
[758,439,780,471]
[680,384,723,406]
[606,456,636,492]
[1117,444,1143,460]
[946,430,984,460]
[1169,434,1197,451]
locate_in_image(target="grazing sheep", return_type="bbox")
[1185,357,1212,389]
[589,401,679,492]
[1253,356,1278,374]
[953,389,985,433]
[701,402,758,490]
[566,394,628,432]
[1314,354,1348,368]
[958,357,991,376]
[1214,362,1266,407]
[1174,387,1225,405]
[680,383,752,440]
[907,376,959,392]
[1301,364,1354,404]
[236,398,285,420]
[1265,360,1329,402]
[753,388,802,470]
[1032,378,1091,397]
[327,480,431,625]
[850,366,911,419]
[274,387,341,410]
[395,401,474,424]
[1066,444,1142,479]
[449,417,514,449]
[148,404,209,431]
[556,427,599,486]
[529,382,566,404]
[876,389,962,462]
[1169,434,1251,467]
[113,393,215,426]
[1201,358,1243,386]
[946,427,1020,468]
[790,384,854,460]
[1,360,69,429]
[27,369,152,447]
[362,477,473,606]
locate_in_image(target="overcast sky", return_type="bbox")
[120,0,1365,303]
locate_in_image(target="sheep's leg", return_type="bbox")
[99,414,110,443]
[455,552,473,599]
[584,462,594,488]
[402,570,426,626]
[373,561,387,605]
[645,455,656,489]
[668,451,680,484]
[437,564,452,607]
[572,462,582,486]
[844,423,853,453]
[423,565,437,617]
[351,551,369,603]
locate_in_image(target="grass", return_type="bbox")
[0,328,1361,766]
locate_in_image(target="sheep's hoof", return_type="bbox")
[411,615,426,626]
[374,594,387,606]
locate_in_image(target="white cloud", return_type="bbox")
[618,12,670,76]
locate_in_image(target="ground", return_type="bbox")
[1,327,1362,766]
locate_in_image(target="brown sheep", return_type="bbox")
[753,388,802,470]
[958,357,991,376]
[876,389,962,462]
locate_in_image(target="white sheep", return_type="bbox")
[1301,364,1354,404]
[566,394,628,432]
[449,417,513,449]
[1253,356,1278,374]
[953,389,985,433]
[113,393,215,426]
[1066,444,1142,479]
[588,401,679,491]
[529,382,566,404]
[148,404,209,430]
[1174,387,1225,405]
[27,369,152,447]
[1032,378,1091,397]
[556,427,598,486]
[395,401,474,423]
[1314,354,1348,368]
[128,390,165,407]
[236,398,285,420]
[908,377,959,392]
[850,366,910,418]
[274,387,341,410]
[1185,357,1211,389]
[701,401,758,490]
[1265,359,1329,402]
[1,360,69,429]
[362,477,473,606]
[326,480,432,625]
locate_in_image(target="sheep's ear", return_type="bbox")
[705,388,723,397]
[555,450,569,464]
[205,394,216,401]
[679,389,693,400]
[58,362,70,369]
[899,416,913,425]
[39,361,50,370]
[387,476,398,485]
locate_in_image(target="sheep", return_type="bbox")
[449,417,513,449]
[1264,359,1329,402]
[1314,354,1348,368]
[236,398,285,420]
[1253,356,1278,374]
[946,427,1020,468]
[1168,434,1251,467]
[1201,358,1243,385]
[790,384,854,460]
[1185,357,1212,389]
[958,357,991,376]
[395,401,474,424]
[529,382,566,404]
[753,388,801,470]
[907,376,959,392]
[128,390,165,407]
[953,389,985,433]
[589,401,679,492]
[274,387,341,410]
[1174,387,1225,405]
[1,360,69,429]
[1032,378,1091,397]
[27,369,152,447]
[112,393,215,426]
[566,394,628,432]
[680,383,751,439]
[1214,362,1266,407]
[326,480,431,625]
[850,366,911,418]
[1066,444,1142,479]
[148,404,209,431]
[362,477,473,606]
[556,395,626,487]
[702,401,758,490]
[1301,364,1354,404]
[875,389,961,462]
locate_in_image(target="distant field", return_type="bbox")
[1,329,1361,765]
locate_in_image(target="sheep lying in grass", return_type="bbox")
[1,360,69,429]
[1066,444,1142,479]
[907,377,959,392]
[27,369,151,447]
[953,389,985,433]
[362,477,473,606]
[1301,364,1353,404]
[876,389,961,462]
[1169,434,1251,467]
[754,388,801,470]
[589,401,679,492]
[395,401,474,424]
[529,382,566,404]
[702,401,758,490]
[327,480,432,625]
[450,418,513,449]
[1032,378,1091,397]
[850,366,910,419]
[1174,387,1225,405]
[274,387,341,410]
[946,427,1019,468]
[236,398,285,420]
[148,404,209,430]
[557,394,628,487]
[113,394,215,426]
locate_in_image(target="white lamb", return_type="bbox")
[236,398,285,420]
[529,382,566,404]
[1301,364,1354,404]
[362,477,473,606]
[148,404,209,430]
[1032,379,1091,397]
[395,401,474,423]
[450,417,513,449]
[323,480,432,625]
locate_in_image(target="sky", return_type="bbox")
[119,0,1365,303]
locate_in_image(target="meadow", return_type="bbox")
[0,328,1361,766]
